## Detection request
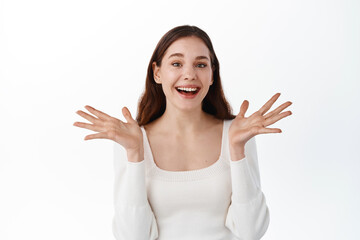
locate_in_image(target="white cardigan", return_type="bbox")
[112,119,270,240]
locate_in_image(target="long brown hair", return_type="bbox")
[135,25,236,126]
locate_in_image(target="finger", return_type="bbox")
[76,110,99,123]
[84,132,109,140]
[122,107,137,124]
[264,101,292,119]
[238,100,249,118]
[73,121,102,132]
[258,93,281,115]
[264,111,292,126]
[84,105,112,120]
[258,127,282,134]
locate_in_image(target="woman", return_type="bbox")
[73,25,292,240]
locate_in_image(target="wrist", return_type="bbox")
[126,147,144,163]
[229,145,245,161]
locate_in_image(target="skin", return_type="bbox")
[229,93,292,161]
[151,36,215,135]
[73,36,293,162]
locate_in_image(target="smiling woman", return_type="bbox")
[73,25,292,240]
[151,36,213,104]
[135,25,237,126]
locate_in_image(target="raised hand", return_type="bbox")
[228,93,292,154]
[73,106,143,155]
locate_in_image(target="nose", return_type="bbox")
[183,65,196,80]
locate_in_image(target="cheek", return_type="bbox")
[166,70,180,79]
[162,71,180,85]
[161,80,176,94]
[199,70,212,82]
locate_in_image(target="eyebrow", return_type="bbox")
[168,53,210,61]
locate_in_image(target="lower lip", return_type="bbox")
[176,89,200,99]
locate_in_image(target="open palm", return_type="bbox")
[229,93,292,148]
[73,105,143,152]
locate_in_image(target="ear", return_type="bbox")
[152,61,161,84]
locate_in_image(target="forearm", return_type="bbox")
[226,138,270,238]
[112,143,159,239]
[229,143,259,203]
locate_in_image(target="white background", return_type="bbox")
[1,0,359,239]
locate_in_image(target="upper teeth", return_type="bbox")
[176,87,198,92]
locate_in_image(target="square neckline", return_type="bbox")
[140,119,226,173]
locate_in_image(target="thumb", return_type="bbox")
[122,107,137,124]
[238,100,249,118]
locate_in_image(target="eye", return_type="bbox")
[172,62,181,67]
[197,63,207,68]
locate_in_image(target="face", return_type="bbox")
[152,36,213,111]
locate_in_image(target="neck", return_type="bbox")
[157,105,214,136]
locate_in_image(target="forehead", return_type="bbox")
[163,36,210,59]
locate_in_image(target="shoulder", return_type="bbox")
[142,120,161,137]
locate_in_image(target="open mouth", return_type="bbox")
[175,87,200,96]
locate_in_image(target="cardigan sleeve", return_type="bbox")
[225,137,270,240]
[112,142,159,240]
